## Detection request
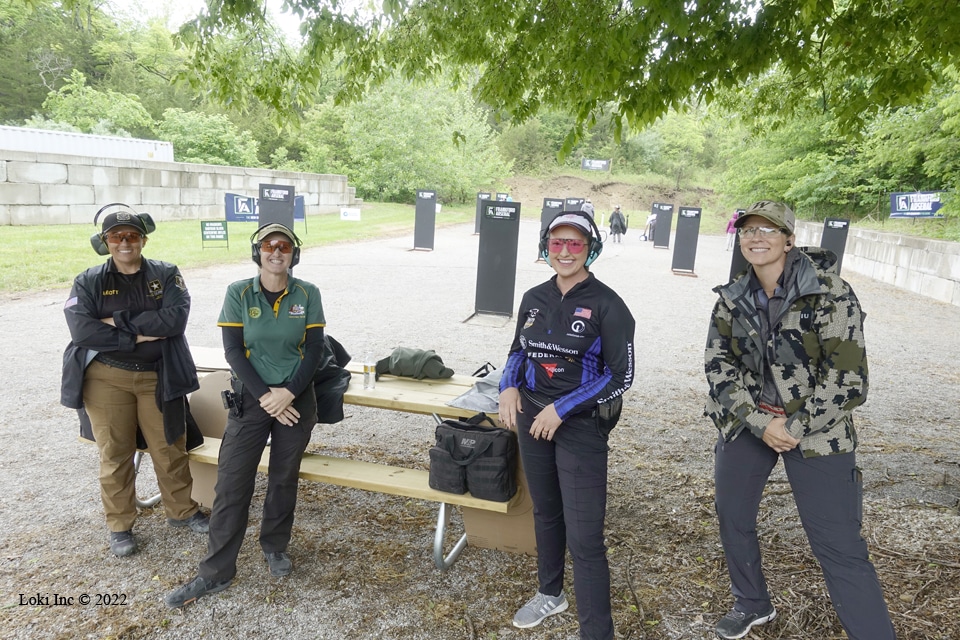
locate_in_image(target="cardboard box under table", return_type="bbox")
[188,347,535,569]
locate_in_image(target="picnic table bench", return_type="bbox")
[186,347,535,570]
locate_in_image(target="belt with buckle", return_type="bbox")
[95,354,160,372]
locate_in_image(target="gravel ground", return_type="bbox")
[1,219,958,639]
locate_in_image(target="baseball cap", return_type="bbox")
[734,200,795,233]
[255,223,301,245]
[548,212,593,236]
[101,210,150,235]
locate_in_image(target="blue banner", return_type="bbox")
[890,191,944,218]
[224,193,305,222]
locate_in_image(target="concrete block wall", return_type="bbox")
[795,220,960,307]
[0,150,361,227]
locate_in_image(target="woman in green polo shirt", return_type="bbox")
[165,223,325,608]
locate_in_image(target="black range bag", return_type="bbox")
[428,412,518,502]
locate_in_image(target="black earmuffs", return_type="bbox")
[250,225,302,267]
[539,211,604,267]
[89,203,156,255]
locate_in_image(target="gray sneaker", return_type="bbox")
[715,605,777,639]
[109,530,137,557]
[168,510,210,533]
[512,591,568,629]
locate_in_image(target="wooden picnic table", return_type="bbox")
[187,347,536,570]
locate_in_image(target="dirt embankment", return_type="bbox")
[504,175,720,220]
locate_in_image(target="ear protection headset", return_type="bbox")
[250,225,302,267]
[90,203,156,255]
[539,211,604,267]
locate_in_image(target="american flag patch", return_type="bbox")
[574,307,592,319]
[64,297,78,309]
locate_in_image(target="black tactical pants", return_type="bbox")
[199,385,316,583]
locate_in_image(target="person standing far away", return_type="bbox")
[643,211,656,241]
[725,210,740,250]
[61,205,209,558]
[608,205,627,243]
[165,222,326,608]
[581,198,595,219]
[499,211,636,640]
[704,200,897,640]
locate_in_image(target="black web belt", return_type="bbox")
[95,353,160,372]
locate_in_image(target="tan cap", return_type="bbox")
[255,223,300,244]
[735,201,795,233]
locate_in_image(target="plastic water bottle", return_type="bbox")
[363,353,376,390]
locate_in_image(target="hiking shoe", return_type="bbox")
[715,605,777,639]
[163,576,232,609]
[109,530,137,557]
[168,510,210,533]
[512,591,568,629]
[264,551,292,577]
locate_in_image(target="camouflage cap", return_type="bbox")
[734,201,795,233]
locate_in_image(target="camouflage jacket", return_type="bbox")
[704,247,868,457]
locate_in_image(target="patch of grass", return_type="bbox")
[0,202,474,294]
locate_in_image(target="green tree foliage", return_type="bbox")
[157,108,260,166]
[293,76,510,203]
[0,0,105,123]
[41,69,155,136]
[719,71,960,222]
[639,111,706,189]
[498,120,557,174]
[92,18,199,119]
[160,0,960,145]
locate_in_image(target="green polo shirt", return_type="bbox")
[217,276,326,386]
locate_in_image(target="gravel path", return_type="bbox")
[1,220,958,639]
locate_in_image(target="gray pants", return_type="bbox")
[714,431,896,640]
[199,386,316,583]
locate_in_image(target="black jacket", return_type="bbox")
[61,258,200,446]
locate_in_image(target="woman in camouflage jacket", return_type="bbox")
[703,201,896,640]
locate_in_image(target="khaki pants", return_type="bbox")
[82,360,198,532]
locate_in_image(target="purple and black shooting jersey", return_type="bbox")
[501,272,635,420]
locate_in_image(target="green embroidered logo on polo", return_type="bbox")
[248,307,261,319]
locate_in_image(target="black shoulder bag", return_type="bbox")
[429,412,518,502]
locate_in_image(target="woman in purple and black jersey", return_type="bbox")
[499,211,635,640]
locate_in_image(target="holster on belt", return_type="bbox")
[229,376,245,418]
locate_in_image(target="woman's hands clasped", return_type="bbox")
[259,387,300,426]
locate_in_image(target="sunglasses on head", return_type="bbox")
[547,238,586,254]
[259,239,294,254]
[105,231,144,244]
